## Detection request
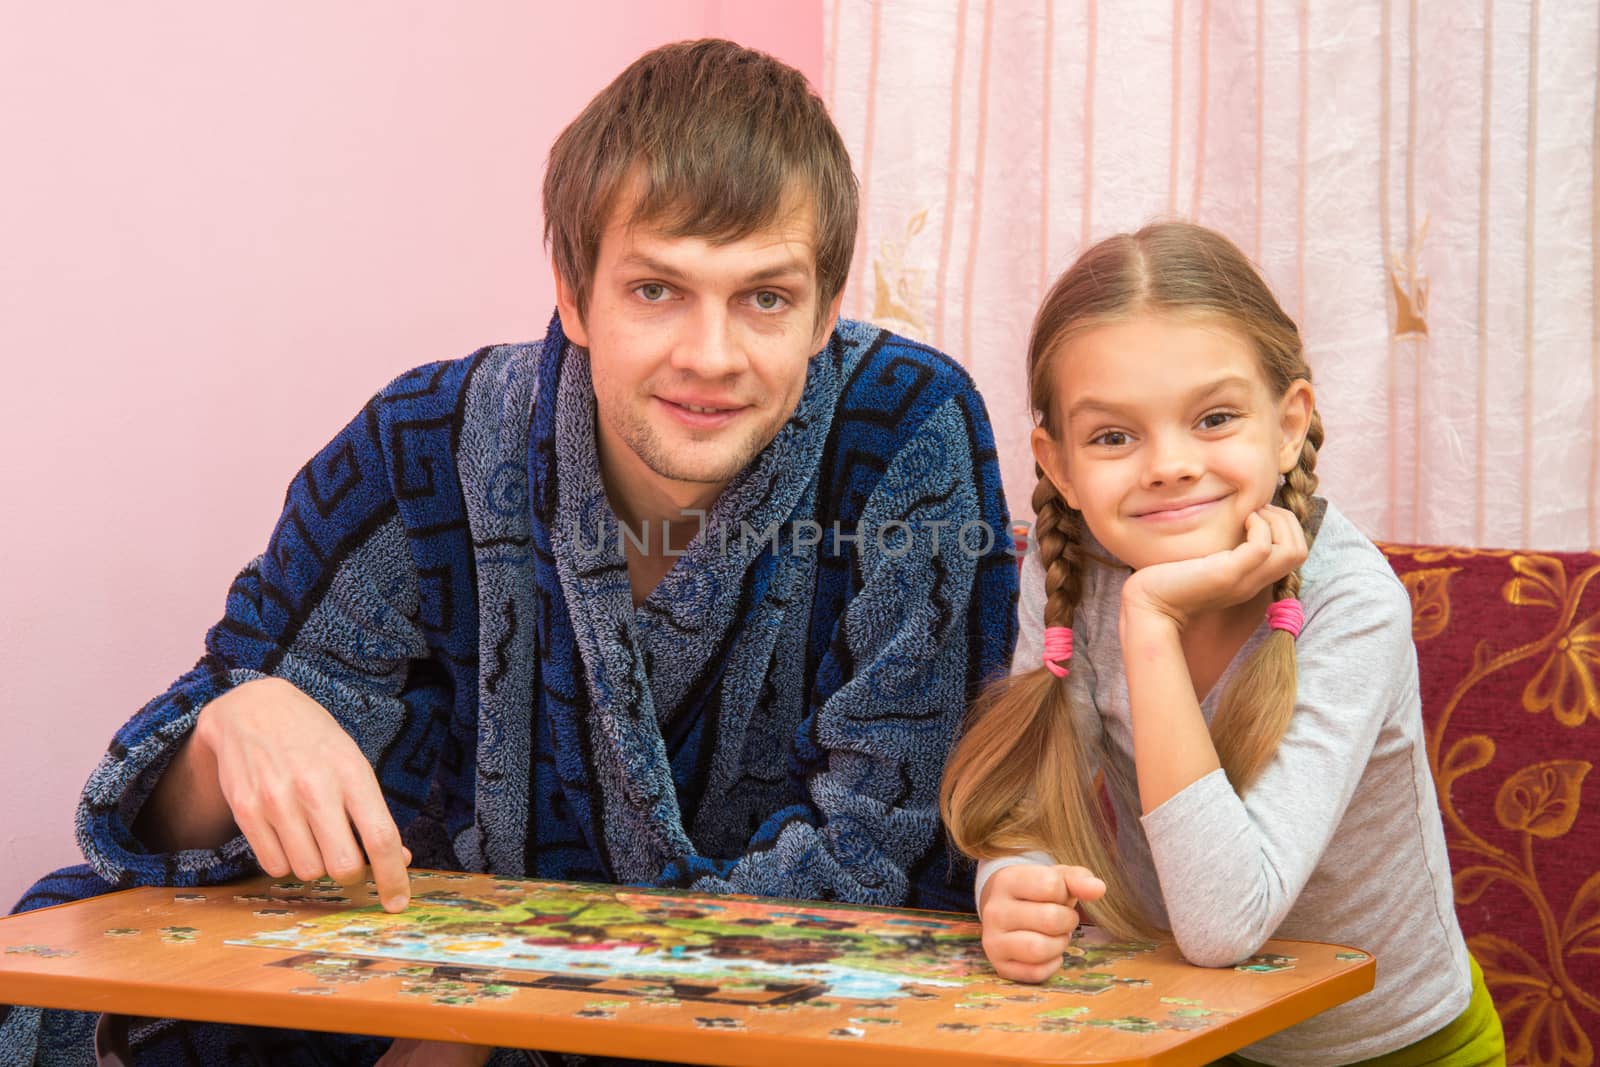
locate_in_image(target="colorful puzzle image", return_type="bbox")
[0,871,1377,1063]
[229,879,1152,1004]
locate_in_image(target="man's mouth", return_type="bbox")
[658,396,748,427]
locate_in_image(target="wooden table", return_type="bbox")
[0,869,1374,1066]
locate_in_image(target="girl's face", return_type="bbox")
[1032,314,1313,571]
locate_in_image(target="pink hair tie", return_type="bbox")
[1266,598,1304,639]
[1042,626,1074,678]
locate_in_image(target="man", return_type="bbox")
[3,39,1015,1064]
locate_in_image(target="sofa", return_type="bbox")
[1380,543,1600,1066]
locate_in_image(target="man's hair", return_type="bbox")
[543,39,858,323]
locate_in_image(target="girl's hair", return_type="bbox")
[940,221,1324,940]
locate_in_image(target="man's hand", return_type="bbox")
[1121,506,1307,629]
[978,864,1106,984]
[191,677,412,911]
[375,1039,494,1066]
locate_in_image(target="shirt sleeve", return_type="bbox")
[76,387,455,888]
[681,392,1017,910]
[1137,562,1416,966]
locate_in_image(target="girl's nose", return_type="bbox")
[1142,434,1201,487]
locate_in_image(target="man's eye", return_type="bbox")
[752,290,787,311]
[637,283,669,302]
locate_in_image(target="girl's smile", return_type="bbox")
[1130,492,1232,522]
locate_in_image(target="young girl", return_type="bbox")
[941,222,1503,1065]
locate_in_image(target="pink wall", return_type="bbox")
[0,2,821,909]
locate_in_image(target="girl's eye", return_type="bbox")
[636,283,669,302]
[1090,430,1129,447]
[751,290,787,311]
[1199,410,1237,430]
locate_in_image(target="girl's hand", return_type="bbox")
[978,864,1107,984]
[1122,506,1307,628]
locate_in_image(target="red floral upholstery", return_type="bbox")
[1381,544,1600,1066]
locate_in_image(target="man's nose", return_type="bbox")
[670,304,747,378]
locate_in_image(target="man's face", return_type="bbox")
[556,196,841,505]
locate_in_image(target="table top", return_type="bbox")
[0,869,1374,1066]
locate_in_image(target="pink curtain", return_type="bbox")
[825,0,1600,551]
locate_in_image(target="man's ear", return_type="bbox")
[1030,426,1078,511]
[552,261,590,349]
[1277,379,1315,473]
[813,286,847,350]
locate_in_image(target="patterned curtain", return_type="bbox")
[824,0,1600,551]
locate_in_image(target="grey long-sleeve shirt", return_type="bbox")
[976,501,1471,1066]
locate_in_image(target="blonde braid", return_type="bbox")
[944,469,1159,940]
[1032,471,1083,631]
[1212,404,1324,791]
[1273,409,1324,600]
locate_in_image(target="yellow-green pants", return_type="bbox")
[1211,955,1504,1066]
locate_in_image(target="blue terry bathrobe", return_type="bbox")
[3,317,1016,1064]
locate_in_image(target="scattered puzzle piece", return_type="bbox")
[5,944,76,958]
[268,895,351,906]
[1234,953,1297,973]
[1038,1020,1082,1033]
[1087,1016,1162,1034]
[1036,1006,1089,1020]
[694,1017,743,1030]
